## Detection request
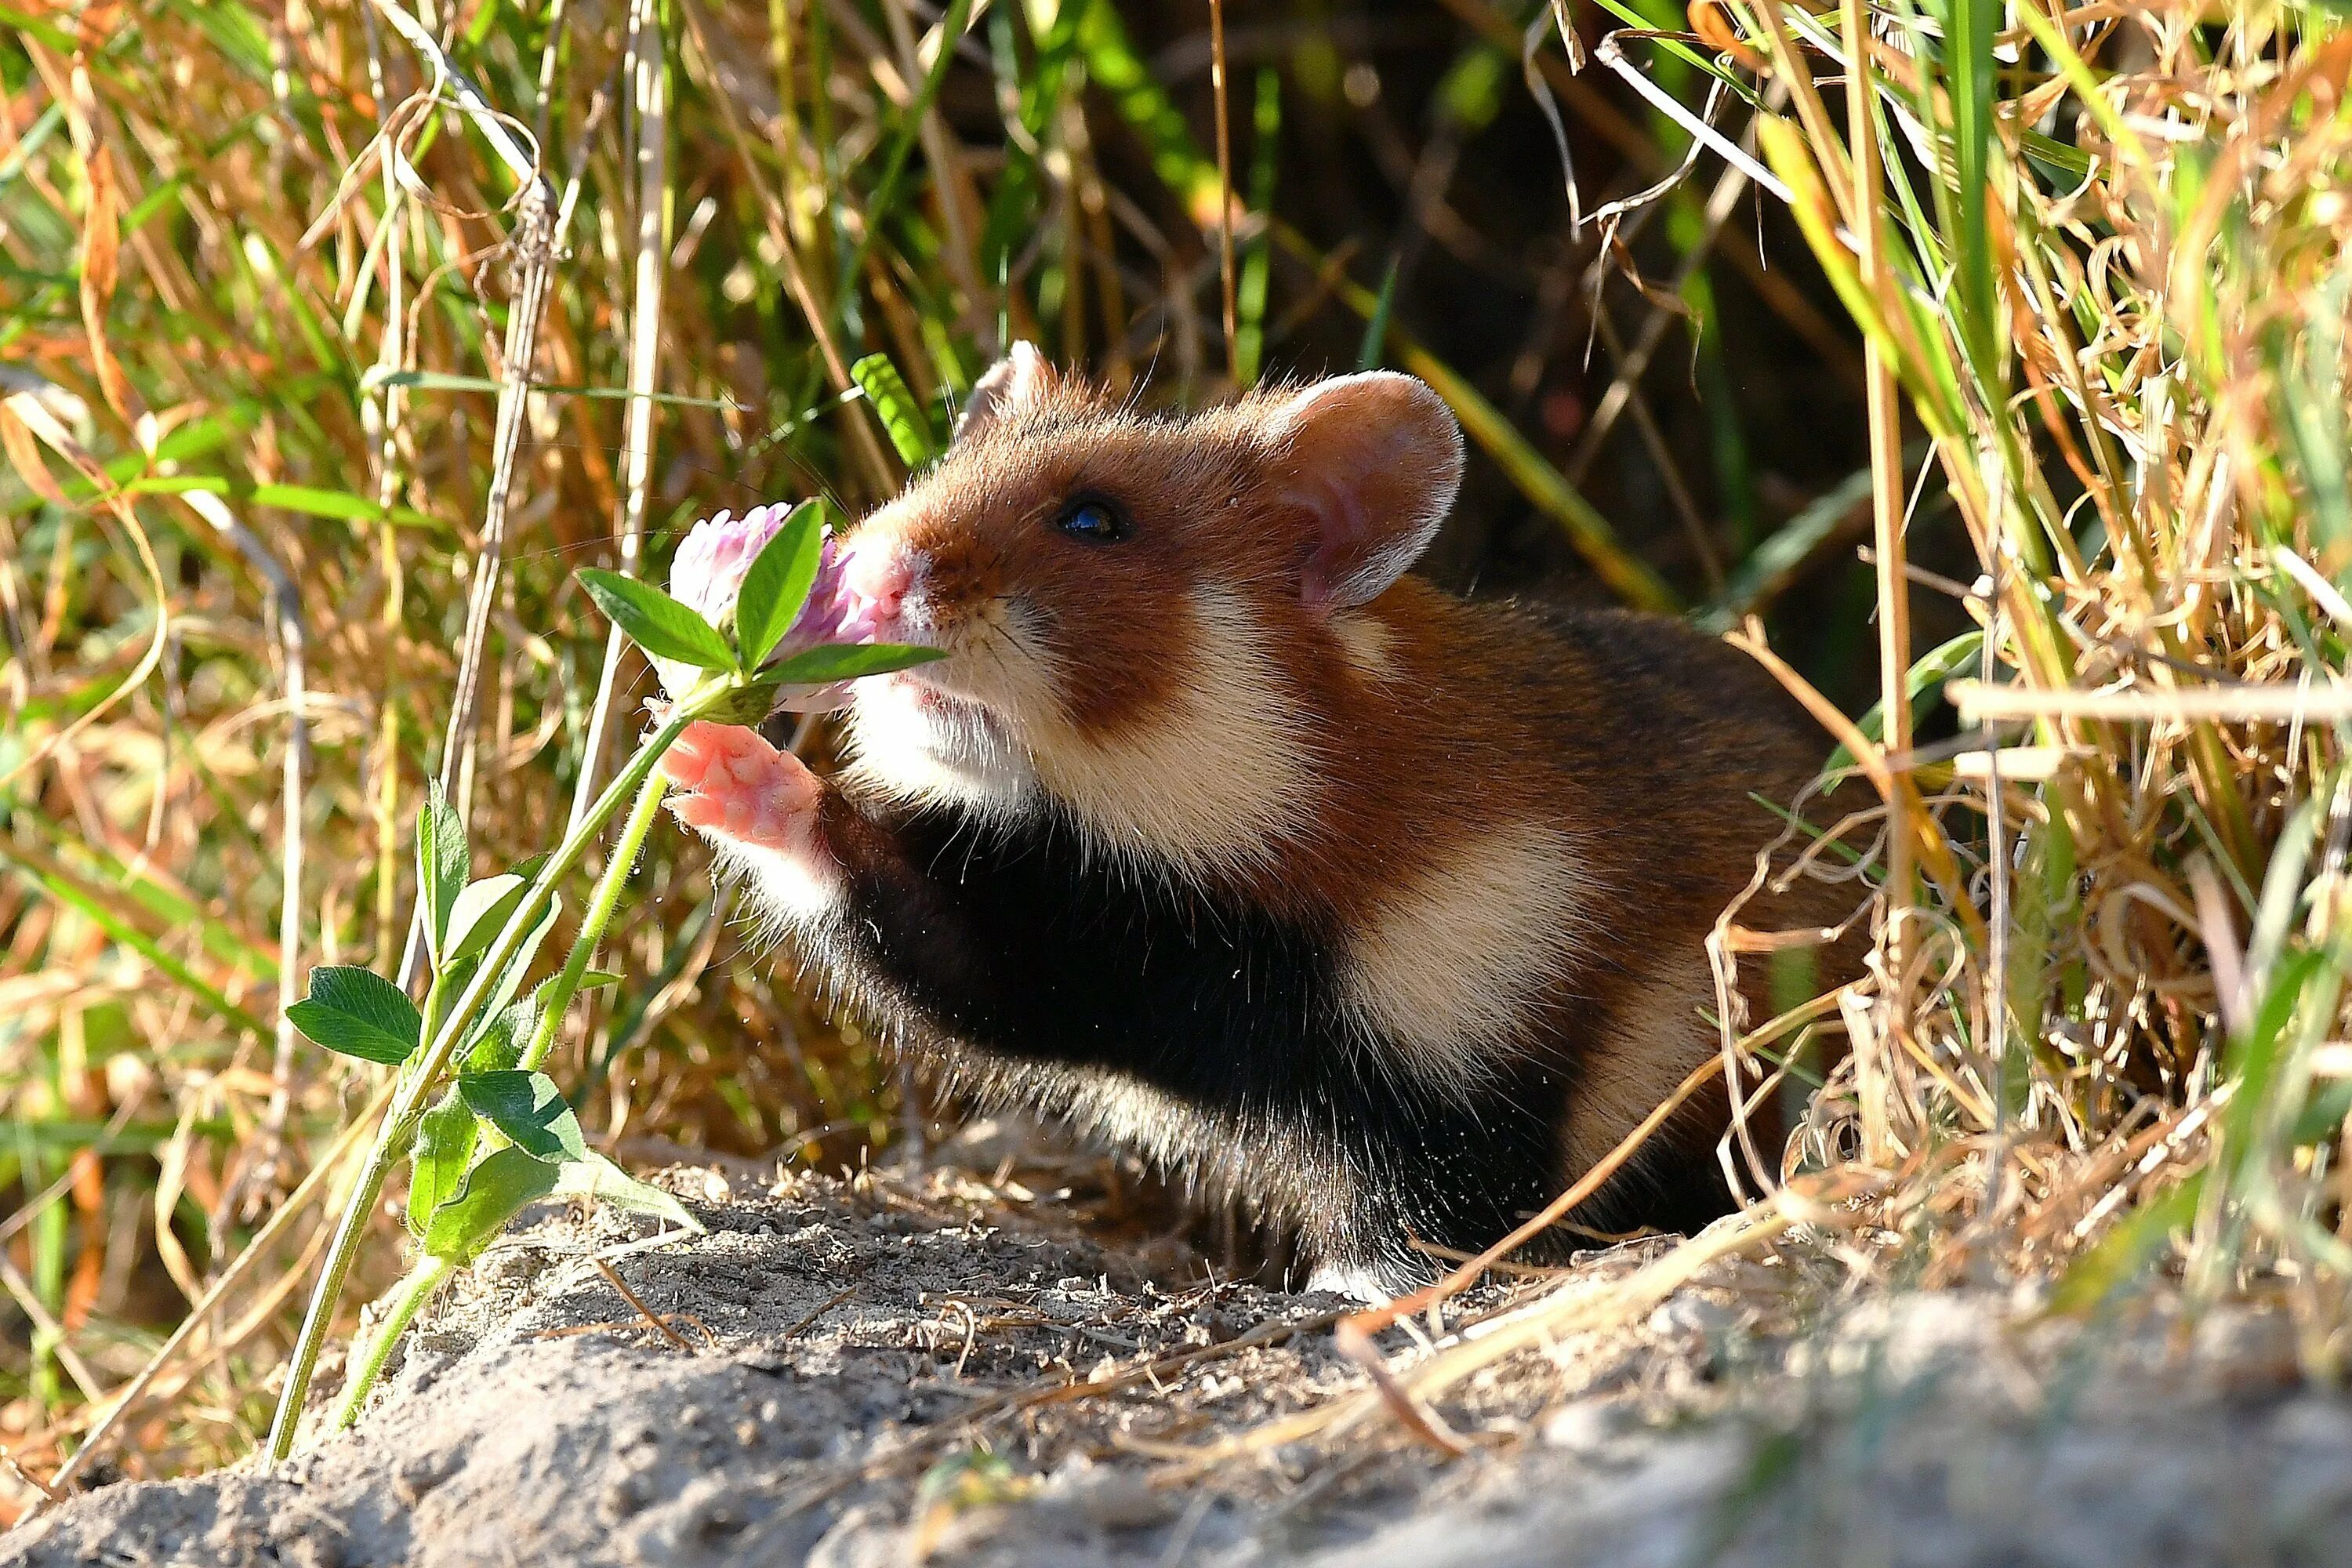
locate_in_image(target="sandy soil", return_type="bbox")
[10,1133,2352,1568]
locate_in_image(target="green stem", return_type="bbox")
[319,770,678,1430]
[261,1105,408,1461]
[263,700,709,1463]
[521,762,673,1072]
[416,967,450,1064]
[315,756,679,1432]
[327,1253,452,1433]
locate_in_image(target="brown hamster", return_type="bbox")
[659,344,1843,1297]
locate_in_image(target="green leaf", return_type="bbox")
[554,1152,705,1233]
[735,502,828,669]
[2216,946,2337,1181]
[1943,0,1999,383]
[463,996,536,1076]
[416,784,469,964]
[2294,1077,2352,1146]
[577,570,735,673]
[407,1087,479,1236]
[462,965,608,1076]
[286,965,423,1065]
[460,1070,589,1163]
[421,1146,562,1264]
[850,353,940,466]
[1433,44,1507,132]
[443,873,530,966]
[764,642,946,686]
[1828,632,1985,773]
[248,482,407,525]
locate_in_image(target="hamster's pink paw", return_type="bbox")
[659,721,821,854]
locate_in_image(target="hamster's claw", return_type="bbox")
[659,721,821,854]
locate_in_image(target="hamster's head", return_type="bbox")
[836,343,1464,880]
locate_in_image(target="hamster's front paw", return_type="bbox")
[659,721,822,855]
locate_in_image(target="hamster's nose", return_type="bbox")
[843,545,916,630]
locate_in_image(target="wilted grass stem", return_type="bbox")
[568,0,672,833]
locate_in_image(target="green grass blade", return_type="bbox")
[1945,0,1999,380]
[1356,256,1400,374]
[849,354,941,467]
[1233,68,1281,387]
[1,848,270,1040]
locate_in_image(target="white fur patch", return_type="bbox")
[844,583,1317,887]
[837,529,1055,823]
[971,1060,1332,1236]
[842,673,1041,820]
[1337,821,1590,1092]
[713,835,846,937]
[1304,1261,1396,1303]
[1024,586,1318,884]
[1047,1073,1225,1178]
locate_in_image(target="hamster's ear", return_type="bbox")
[1267,372,1465,610]
[956,341,1052,440]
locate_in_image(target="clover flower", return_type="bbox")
[649,503,882,710]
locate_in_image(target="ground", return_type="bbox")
[9,1129,2352,1567]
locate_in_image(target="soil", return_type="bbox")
[10,1124,2352,1568]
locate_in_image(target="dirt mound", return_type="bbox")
[10,1155,2352,1567]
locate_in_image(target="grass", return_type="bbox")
[2,0,2350,1521]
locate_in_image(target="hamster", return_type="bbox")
[659,344,1846,1298]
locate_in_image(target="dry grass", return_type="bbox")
[2,0,2349,1522]
[1731,0,2352,1316]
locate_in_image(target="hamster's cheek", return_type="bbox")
[845,677,1040,814]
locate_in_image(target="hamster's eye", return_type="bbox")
[1054,496,1131,544]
